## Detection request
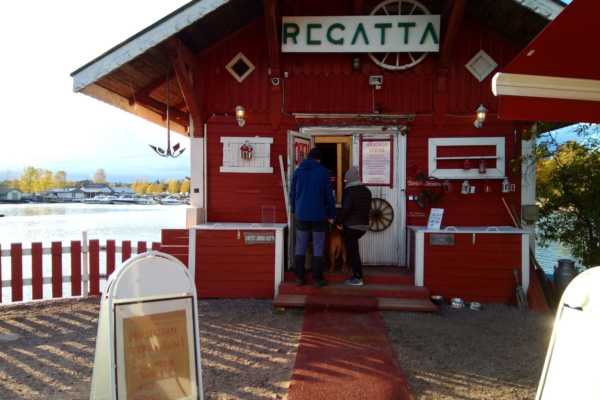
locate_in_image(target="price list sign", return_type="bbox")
[361,138,393,186]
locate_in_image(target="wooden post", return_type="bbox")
[137,241,147,254]
[122,240,132,262]
[106,240,116,276]
[51,241,63,298]
[11,243,23,302]
[82,231,89,297]
[71,241,82,297]
[31,242,43,300]
[89,239,100,296]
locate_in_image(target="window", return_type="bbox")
[428,137,505,179]
[225,52,255,83]
[220,136,273,173]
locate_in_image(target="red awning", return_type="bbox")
[492,0,600,123]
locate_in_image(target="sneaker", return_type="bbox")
[345,277,364,286]
[295,278,305,286]
[313,279,327,288]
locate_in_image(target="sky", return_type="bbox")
[0,1,190,183]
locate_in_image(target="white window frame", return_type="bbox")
[428,137,505,179]
[220,136,273,173]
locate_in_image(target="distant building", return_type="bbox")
[80,184,114,198]
[0,186,23,202]
[44,188,86,202]
[112,185,135,195]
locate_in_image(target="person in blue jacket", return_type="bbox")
[290,147,336,287]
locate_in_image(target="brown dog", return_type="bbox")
[327,224,348,273]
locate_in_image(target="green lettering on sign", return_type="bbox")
[420,22,439,45]
[397,22,416,44]
[307,23,322,45]
[351,23,369,45]
[326,23,345,45]
[282,23,300,44]
[374,23,392,45]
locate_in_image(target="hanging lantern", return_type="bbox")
[240,141,254,160]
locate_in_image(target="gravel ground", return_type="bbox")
[0,298,304,400]
[383,305,554,400]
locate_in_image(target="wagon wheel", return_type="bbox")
[368,0,431,71]
[369,198,395,232]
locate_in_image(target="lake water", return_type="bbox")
[0,203,576,303]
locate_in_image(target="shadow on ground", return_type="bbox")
[0,299,303,400]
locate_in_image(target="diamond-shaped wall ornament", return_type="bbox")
[226,52,255,83]
[465,50,498,82]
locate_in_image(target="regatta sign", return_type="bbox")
[281,16,440,53]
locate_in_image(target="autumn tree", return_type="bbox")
[93,168,107,183]
[167,179,181,194]
[536,124,600,267]
[180,179,190,194]
[18,166,39,193]
[54,171,67,189]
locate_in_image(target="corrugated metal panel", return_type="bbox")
[355,133,407,266]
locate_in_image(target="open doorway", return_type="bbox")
[314,136,352,205]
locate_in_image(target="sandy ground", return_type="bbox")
[0,299,553,400]
[383,305,554,400]
[0,298,304,400]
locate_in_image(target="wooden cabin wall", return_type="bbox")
[190,5,524,225]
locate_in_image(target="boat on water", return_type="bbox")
[82,195,118,204]
[135,196,158,205]
[112,194,138,205]
[160,195,186,205]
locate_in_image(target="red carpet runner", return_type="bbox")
[287,306,413,400]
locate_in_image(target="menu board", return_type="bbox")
[361,138,392,186]
[115,297,199,400]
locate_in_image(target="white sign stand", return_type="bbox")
[426,208,444,230]
[536,267,600,400]
[90,251,203,400]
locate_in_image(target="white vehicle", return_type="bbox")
[160,195,185,205]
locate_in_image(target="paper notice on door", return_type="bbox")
[362,139,392,186]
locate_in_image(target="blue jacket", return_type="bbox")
[290,159,336,222]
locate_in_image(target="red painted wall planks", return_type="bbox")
[423,233,522,303]
[71,241,82,297]
[195,229,276,298]
[11,244,23,302]
[122,240,132,262]
[51,242,63,298]
[31,242,43,300]
[89,240,100,296]
[106,240,116,276]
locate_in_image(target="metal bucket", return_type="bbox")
[553,259,577,298]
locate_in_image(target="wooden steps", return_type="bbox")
[274,293,438,312]
[283,267,414,285]
[279,281,430,299]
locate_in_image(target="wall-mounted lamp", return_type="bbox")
[235,105,246,127]
[473,104,487,128]
[352,56,361,71]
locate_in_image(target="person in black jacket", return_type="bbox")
[336,166,372,286]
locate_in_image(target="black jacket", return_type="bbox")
[336,185,372,228]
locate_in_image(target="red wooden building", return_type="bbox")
[71,0,565,308]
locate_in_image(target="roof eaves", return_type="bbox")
[70,0,229,93]
[512,0,565,20]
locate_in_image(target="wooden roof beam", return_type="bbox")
[128,75,168,106]
[135,94,189,127]
[165,37,204,137]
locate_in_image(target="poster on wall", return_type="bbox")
[294,137,310,167]
[361,137,393,186]
[115,297,200,400]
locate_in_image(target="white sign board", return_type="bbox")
[536,267,600,400]
[362,139,392,186]
[90,252,203,400]
[282,15,440,53]
[427,208,444,230]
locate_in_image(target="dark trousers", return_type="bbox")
[294,220,327,281]
[344,228,366,279]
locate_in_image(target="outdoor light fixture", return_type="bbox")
[235,105,246,127]
[473,104,487,128]
[352,56,361,71]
